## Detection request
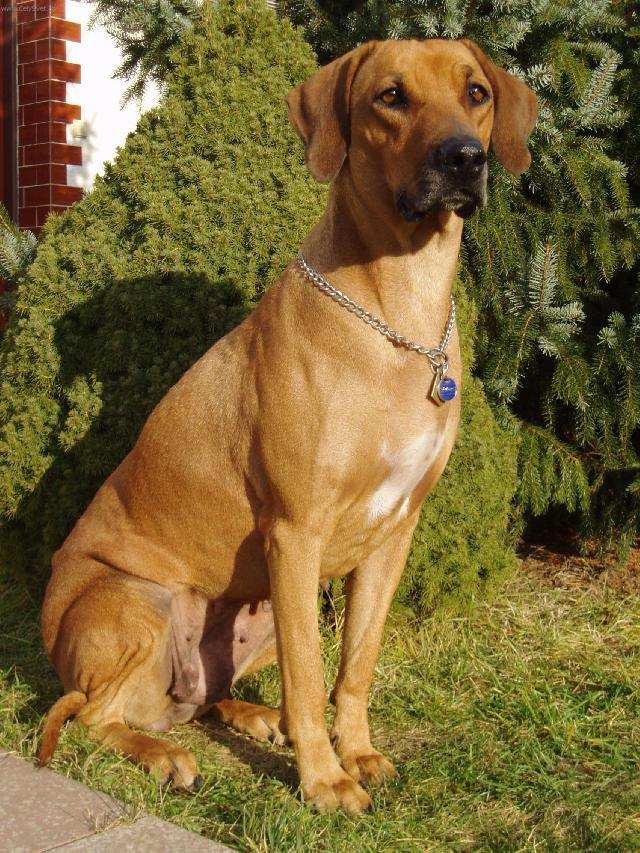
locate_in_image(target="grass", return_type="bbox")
[1,553,640,851]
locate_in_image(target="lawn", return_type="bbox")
[1,545,639,851]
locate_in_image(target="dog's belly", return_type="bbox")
[150,590,275,726]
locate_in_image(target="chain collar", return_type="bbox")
[296,252,456,378]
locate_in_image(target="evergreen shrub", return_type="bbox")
[0,0,518,613]
[0,203,37,336]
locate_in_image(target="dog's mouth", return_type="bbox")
[396,136,490,223]
[397,181,486,222]
[397,190,483,221]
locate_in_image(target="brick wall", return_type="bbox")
[16,0,82,233]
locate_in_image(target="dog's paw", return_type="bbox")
[303,771,373,814]
[340,750,398,786]
[146,743,203,792]
[209,698,287,745]
[233,704,286,745]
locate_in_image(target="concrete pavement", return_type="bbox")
[0,750,231,852]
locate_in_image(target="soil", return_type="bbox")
[519,531,640,595]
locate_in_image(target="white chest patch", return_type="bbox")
[367,426,446,522]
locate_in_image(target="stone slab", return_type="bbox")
[0,751,231,852]
[0,749,125,852]
[59,815,230,851]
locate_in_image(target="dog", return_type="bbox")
[39,37,536,814]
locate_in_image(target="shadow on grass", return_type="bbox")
[0,580,60,727]
[199,719,299,793]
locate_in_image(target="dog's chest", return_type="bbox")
[323,421,449,575]
[366,426,446,523]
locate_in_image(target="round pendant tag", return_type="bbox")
[437,377,457,402]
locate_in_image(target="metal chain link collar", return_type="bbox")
[296,252,456,376]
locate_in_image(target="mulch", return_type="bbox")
[519,531,640,595]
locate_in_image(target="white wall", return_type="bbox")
[64,0,161,190]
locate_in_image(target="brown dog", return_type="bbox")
[39,38,536,813]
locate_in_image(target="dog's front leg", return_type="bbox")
[265,518,372,813]
[330,518,416,786]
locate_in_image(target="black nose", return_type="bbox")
[434,136,487,179]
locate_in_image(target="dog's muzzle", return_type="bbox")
[397,135,488,221]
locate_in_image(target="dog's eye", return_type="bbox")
[468,83,489,104]
[377,87,405,107]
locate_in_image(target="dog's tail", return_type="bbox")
[38,691,87,766]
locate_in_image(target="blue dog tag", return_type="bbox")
[430,371,457,405]
[437,377,457,402]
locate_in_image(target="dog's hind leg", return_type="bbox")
[43,573,202,790]
[93,722,202,789]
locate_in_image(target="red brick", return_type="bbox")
[23,101,50,124]
[51,39,66,60]
[18,147,24,165]
[37,123,69,144]
[36,0,64,18]
[18,65,24,85]
[23,60,50,84]
[50,80,66,101]
[36,39,50,60]
[19,124,38,145]
[24,101,51,124]
[19,165,42,186]
[50,164,67,183]
[18,207,38,228]
[25,185,52,206]
[51,142,81,165]
[51,101,80,122]
[48,0,66,16]
[50,60,80,83]
[36,80,50,101]
[22,19,50,42]
[50,19,80,42]
[52,185,82,205]
[24,142,51,165]
[19,83,38,105]
[18,42,36,63]
[38,164,52,183]
[49,124,67,143]
[17,2,37,23]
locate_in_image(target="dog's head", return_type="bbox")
[287,38,537,222]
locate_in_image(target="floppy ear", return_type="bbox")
[461,39,537,175]
[286,42,378,183]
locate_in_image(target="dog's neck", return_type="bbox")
[300,171,464,348]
